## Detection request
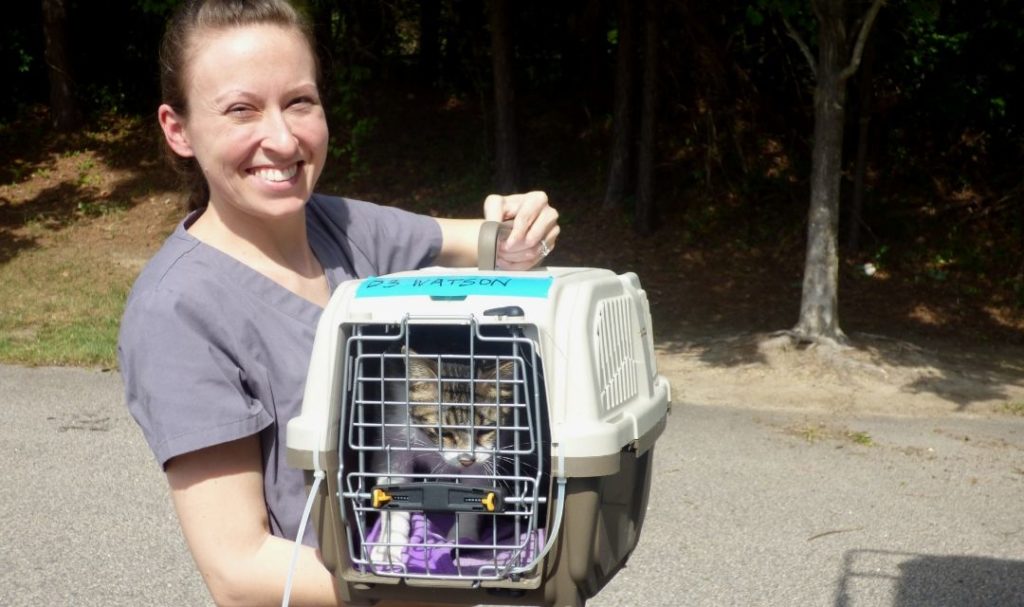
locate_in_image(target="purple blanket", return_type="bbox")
[364,512,544,576]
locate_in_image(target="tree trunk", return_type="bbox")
[847,38,875,253]
[635,0,659,235]
[572,0,606,108]
[794,0,848,342]
[41,0,81,131]
[603,0,637,211]
[419,0,441,84]
[488,0,519,193]
[311,1,338,77]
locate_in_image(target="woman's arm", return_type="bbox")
[166,437,341,607]
[434,191,560,270]
[166,438,449,607]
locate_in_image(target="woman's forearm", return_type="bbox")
[206,534,340,607]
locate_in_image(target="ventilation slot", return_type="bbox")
[594,296,637,411]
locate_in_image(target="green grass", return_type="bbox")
[1002,401,1024,416]
[792,422,828,443]
[0,222,133,368]
[0,312,123,367]
[788,422,875,447]
[845,431,875,447]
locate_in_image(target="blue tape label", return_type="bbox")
[356,275,553,299]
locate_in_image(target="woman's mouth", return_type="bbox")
[250,163,300,183]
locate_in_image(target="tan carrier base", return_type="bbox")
[303,445,656,607]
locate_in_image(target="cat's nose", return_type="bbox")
[458,453,477,467]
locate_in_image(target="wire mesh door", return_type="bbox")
[337,317,550,582]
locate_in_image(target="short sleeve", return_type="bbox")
[118,287,273,468]
[307,194,442,278]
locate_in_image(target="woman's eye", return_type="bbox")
[227,105,255,117]
[288,97,316,110]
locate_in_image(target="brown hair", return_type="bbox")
[159,0,320,211]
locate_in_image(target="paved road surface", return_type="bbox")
[1,365,1022,606]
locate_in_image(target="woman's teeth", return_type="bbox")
[253,165,298,182]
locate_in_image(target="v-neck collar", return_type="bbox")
[174,211,333,325]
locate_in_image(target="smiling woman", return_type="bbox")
[158,23,328,218]
[157,21,333,306]
[116,1,558,606]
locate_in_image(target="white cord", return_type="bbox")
[282,442,326,607]
[510,476,567,575]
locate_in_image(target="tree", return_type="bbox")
[784,0,885,343]
[634,0,660,235]
[846,37,876,253]
[41,0,81,130]
[487,0,520,193]
[603,0,638,211]
[418,0,441,84]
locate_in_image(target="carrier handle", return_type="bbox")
[477,220,512,271]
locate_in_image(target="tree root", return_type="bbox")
[769,328,851,350]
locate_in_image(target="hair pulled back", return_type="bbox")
[159,0,320,211]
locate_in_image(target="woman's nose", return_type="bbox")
[260,109,298,154]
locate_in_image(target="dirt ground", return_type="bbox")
[3,112,1024,419]
[654,331,1024,418]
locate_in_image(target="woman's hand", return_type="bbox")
[483,191,560,271]
[434,190,560,270]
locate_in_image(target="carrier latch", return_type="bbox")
[371,483,506,513]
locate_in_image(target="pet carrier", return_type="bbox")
[286,223,671,607]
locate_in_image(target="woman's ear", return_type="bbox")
[158,104,194,158]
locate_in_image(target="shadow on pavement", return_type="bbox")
[836,549,1024,607]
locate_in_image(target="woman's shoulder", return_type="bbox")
[306,192,441,277]
[122,224,236,324]
[307,192,439,239]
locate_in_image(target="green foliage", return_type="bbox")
[0,6,45,118]
[885,0,1024,153]
[326,64,378,180]
[745,6,766,28]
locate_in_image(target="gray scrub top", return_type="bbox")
[118,193,442,545]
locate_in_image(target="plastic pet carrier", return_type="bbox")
[287,223,671,607]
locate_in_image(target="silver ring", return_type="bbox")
[539,240,551,257]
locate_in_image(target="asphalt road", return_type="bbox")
[1,365,1022,606]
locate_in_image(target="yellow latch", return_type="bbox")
[481,491,497,512]
[372,488,392,509]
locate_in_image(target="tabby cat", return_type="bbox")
[370,347,517,566]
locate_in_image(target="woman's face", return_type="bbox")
[163,23,328,222]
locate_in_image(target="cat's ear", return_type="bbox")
[402,346,438,381]
[476,360,517,403]
[476,359,516,380]
[496,360,516,381]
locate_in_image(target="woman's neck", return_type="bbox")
[188,202,330,306]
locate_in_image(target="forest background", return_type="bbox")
[1,0,1023,415]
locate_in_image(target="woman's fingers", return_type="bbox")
[482,191,559,269]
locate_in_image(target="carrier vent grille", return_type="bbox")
[595,295,637,411]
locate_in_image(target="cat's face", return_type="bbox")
[404,351,516,468]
